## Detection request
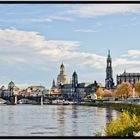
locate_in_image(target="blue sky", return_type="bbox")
[1,4,140,89]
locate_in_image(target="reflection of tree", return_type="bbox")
[105,108,113,122]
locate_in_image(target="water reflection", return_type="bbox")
[0,105,120,136]
[105,107,120,123]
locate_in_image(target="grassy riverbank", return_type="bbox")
[82,102,140,115]
[82,102,140,136]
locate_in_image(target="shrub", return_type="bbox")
[105,111,140,136]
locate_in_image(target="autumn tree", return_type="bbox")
[134,81,140,96]
[115,82,132,98]
[103,89,113,98]
[96,86,104,99]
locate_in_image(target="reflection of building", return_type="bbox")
[0,81,20,97]
[117,70,140,85]
[57,63,68,86]
[105,50,114,89]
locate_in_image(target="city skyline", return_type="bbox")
[0,4,140,88]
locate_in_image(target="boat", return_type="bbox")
[52,99,69,105]
[0,98,7,105]
[63,100,69,105]
[18,99,32,104]
[52,99,63,105]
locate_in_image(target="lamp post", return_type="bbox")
[13,87,18,105]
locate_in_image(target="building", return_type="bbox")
[57,63,69,86]
[72,71,78,93]
[59,71,98,99]
[21,85,48,97]
[105,50,114,89]
[0,81,20,97]
[117,70,140,85]
[50,79,61,96]
[52,64,99,99]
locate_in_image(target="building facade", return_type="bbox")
[117,70,140,85]
[52,64,99,99]
[21,85,48,97]
[0,81,20,97]
[105,50,114,89]
[60,71,99,99]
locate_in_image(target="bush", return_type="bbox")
[105,111,140,136]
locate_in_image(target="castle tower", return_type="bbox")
[105,50,114,89]
[72,71,78,92]
[57,63,68,86]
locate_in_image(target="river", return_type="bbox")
[0,105,120,136]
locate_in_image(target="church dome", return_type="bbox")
[1,85,6,90]
[57,63,68,85]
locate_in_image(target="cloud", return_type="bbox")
[42,15,75,22]
[40,41,106,68]
[1,28,140,87]
[2,28,140,87]
[121,50,140,58]
[0,28,47,64]
[0,28,106,69]
[68,4,140,18]
[113,58,140,67]
[74,29,98,33]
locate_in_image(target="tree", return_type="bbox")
[103,89,113,98]
[96,86,104,99]
[105,111,140,136]
[115,82,132,98]
[134,81,140,96]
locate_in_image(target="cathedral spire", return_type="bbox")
[105,50,114,89]
[108,49,110,58]
[51,79,56,89]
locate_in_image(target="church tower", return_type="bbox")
[57,63,68,86]
[72,71,78,92]
[105,50,114,89]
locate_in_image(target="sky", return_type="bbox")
[0,4,140,89]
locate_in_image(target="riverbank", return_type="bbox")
[82,102,140,115]
[82,102,140,136]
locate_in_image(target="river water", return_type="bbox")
[0,105,120,136]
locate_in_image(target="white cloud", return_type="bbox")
[1,28,140,87]
[121,49,140,58]
[113,58,140,67]
[0,28,106,69]
[43,15,75,22]
[2,28,140,87]
[74,29,98,33]
[68,4,140,18]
